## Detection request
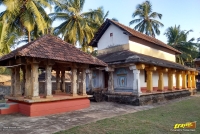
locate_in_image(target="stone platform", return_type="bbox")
[3,95,91,117]
[100,89,193,106]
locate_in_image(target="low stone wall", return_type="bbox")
[0,86,11,95]
[99,90,191,106]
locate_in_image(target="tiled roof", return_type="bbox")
[97,50,195,71]
[0,35,107,67]
[89,19,181,54]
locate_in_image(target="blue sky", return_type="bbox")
[0,0,200,44]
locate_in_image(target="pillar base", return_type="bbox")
[168,89,173,91]
[45,95,53,98]
[157,89,163,92]
[13,94,23,97]
[146,90,152,93]
[53,90,62,94]
[70,93,78,97]
[80,93,87,96]
[29,96,40,100]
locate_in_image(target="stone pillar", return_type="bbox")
[168,70,175,91]
[129,66,141,95]
[191,72,196,88]
[55,70,62,94]
[77,70,80,93]
[181,71,187,89]
[80,68,87,96]
[108,72,114,91]
[30,63,40,99]
[45,65,53,98]
[86,69,93,92]
[25,64,32,98]
[61,70,66,92]
[13,66,22,97]
[146,70,153,92]
[71,67,78,96]
[158,71,164,91]
[187,72,192,89]
[10,68,15,96]
[21,66,26,95]
[176,72,181,90]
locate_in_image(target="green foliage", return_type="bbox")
[164,25,198,66]
[129,0,164,37]
[50,0,108,51]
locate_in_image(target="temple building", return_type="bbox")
[88,19,197,103]
[0,35,106,116]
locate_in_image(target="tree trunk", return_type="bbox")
[28,31,31,42]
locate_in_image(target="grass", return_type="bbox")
[55,96,200,134]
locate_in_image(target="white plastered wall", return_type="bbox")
[129,41,176,62]
[98,24,129,50]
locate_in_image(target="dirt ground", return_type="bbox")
[0,102,154,134]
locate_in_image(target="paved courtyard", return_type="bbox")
[0,102,154,134]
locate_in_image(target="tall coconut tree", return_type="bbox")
[164,25,198,66]
[0,0,58,42]
[50,0,103,47]
[129,0,164,37]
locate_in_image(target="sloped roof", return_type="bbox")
[89,19,181,54]
[97,50,195,71]
[0,34,107,67]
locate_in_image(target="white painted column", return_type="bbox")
[13,66,21,97]
[105,67,114,92]
[25,64,32,98]
[71,67,78,96]
[10,68,15,96]
[80,68,87,96]
[61,70,65,92]
[129,65,141,96]
[30,63,40,99]
[45,65,53,98]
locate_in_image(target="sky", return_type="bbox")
[0,0,200,44]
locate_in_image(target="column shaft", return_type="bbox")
[176,73,181,89]
[71,68,78,96]
[80,68,87,96]
[61,70,65,92]
[25,65,32,97]
[188,74,192,89]
[133,69,141,94]
[10,68,15,96]
[182,73,187,89]
[192,74,196,88]
[108,71,114,92]
[158,71,164,91]
[14,66,21,97]
[168,72,173,90]
[30,63,40,99]
[45,65,53,98]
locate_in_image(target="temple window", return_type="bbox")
[116,68,127,87]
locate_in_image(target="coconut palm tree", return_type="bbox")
[129,0,164,37]
[0,0,58,42]
[164,25,198,66]
[50,0,103,47]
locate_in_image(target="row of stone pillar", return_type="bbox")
[10,63,88,99]
[129,65,197,94]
